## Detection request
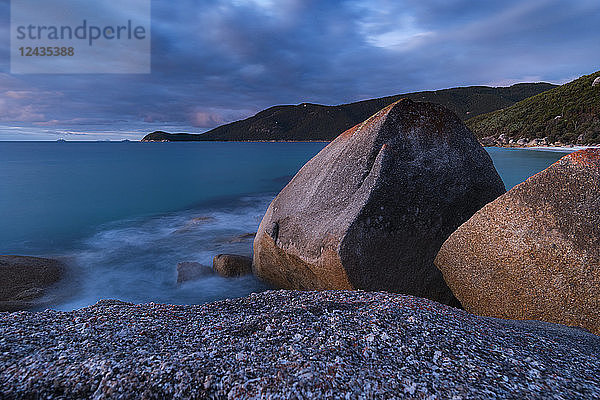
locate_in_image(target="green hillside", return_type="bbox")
[467,71,600,145]
[142,83,555,142]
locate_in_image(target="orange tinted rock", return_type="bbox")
[435,149,600,334]
[213,254,253,277]
[253,100,505,304]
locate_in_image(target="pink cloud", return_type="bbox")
[190,111,224,128]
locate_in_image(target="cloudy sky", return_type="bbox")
[0,0,598,140]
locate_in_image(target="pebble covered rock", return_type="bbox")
[1,290,599,399]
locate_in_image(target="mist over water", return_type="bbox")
[57,195,273,310]
[0,142,566,310]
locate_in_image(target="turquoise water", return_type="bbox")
[0,142,568,309]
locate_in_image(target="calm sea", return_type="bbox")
[0,142,568,309]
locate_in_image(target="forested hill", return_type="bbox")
[142,83,556,142]
[467,71,600,145]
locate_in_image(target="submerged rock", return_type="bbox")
[174,216,216,234]
[176,262,214,283]
[213,254,253,277]
[253,99,505,304]
[216,232,257,244]
[0,255,65,311]
[435,149,600,334]
[228,232,257,243]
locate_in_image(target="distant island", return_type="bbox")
[141,83,555,142]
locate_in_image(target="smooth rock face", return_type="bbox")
[176,262,214,283]
[435,149,600,334]
[213,254,253,277]
[253,99,506,304]
[0,255,64,311]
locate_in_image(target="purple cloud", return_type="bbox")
[0,0,598,140]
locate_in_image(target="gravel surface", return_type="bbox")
[1,290,599,399]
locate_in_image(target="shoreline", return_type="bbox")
[139,139,331,143]
[9,139,593,148]
[139,139,600,150]
[494,144,600,152]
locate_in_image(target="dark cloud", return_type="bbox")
[1,0,599,140]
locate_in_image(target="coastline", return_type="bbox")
[140,138,600,150]
[494,144,600,152]
[140,139,331,143]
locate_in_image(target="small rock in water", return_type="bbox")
[226,232,257,243]
[191,216,216,223]
[176,262,214,283]
[173,216,216,234]
[212,254,253,277]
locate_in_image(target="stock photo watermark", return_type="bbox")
[10,0,151,73]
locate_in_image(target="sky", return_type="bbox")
[0,0,599,140]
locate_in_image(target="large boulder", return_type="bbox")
[253,99,506,304]
[435,149,600,334]
[0,255,65,311]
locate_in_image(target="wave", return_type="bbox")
[55,194,272,310]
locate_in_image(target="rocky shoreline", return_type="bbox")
[479,133,600,149]
[518,145,600,151]
[488,144,600,151]
[140,138,600,150]
[1,290,599,399]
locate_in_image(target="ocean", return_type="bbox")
[0,142,568,310]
